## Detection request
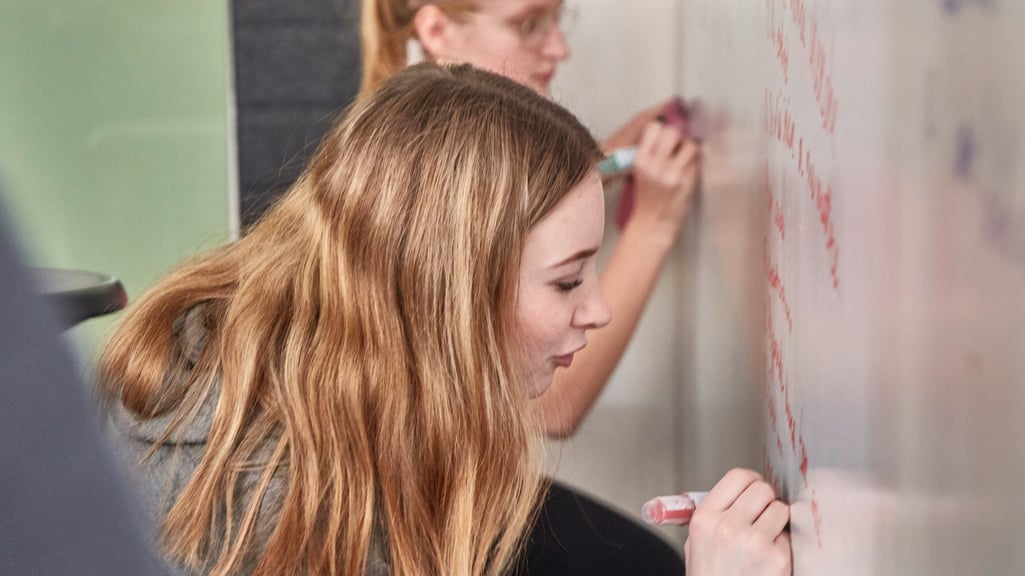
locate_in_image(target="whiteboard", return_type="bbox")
[677,0,1025,573]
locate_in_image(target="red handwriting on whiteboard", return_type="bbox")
[768,264,793,333]
[785,0,809,45]
[763,177,825,547]
[763,241,801,467]
[766,0,791,82]
[762,0,835,550]
[775,0,839,136]
[766,91,842,291]
[764,298,790,470]
[811,488,824,548]
[764,257,823,548]
[808,18,839,135]
[765,284,807,480]
[768,322,785,394]
[765,90,796,151]
[767,177,787,241]
[798,141,841,291]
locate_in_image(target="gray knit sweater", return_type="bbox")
[108,307,390,575]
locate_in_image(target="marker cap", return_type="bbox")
[641,492,708,526]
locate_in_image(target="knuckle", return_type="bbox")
[772,546,792,575]
[773,500,791,519]
[724,467,744,480]
[641,121,661,142]
[688,510,714,538]
[763,501,785,524]
[635,161,659,180]
[726,467,760,484]
[753,480,776,502]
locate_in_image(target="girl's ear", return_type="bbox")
[412,4,462,62]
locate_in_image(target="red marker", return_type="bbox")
[641,491,709,526]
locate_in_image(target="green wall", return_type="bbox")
[0,0,232,356]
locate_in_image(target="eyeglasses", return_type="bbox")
[498,4,579,49]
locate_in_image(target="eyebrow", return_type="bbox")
[506,0,563,20]
[549,247,599,269]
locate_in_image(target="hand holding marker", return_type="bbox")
[601,98,703,228]
[597,98,702,179]
[641,491,709,526]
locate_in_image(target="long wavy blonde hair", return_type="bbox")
[100,63,602,575]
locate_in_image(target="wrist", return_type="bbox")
[627,180,696,235]
[618,212,682,253]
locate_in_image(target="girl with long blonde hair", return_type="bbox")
[356,3,793,576]
[101,62,611,575]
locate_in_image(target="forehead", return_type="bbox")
[521,173,604,266]
[473,0,563,17]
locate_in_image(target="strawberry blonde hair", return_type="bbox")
[359,0,475,94]
[101,63,602,576]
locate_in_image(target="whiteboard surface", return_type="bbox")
[678,0,1025,573]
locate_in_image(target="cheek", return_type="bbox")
[504,54,542,86]
[463,37,538,84]
[516,309,551,357]
[515,295,561,360]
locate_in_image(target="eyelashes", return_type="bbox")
[556,278,583,292]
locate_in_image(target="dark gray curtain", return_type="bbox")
[232,0,362,228]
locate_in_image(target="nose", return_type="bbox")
[573,283,611,330]
[542,26,570,61]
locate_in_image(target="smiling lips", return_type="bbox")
[553,344,584,368]
[553,353,574,368]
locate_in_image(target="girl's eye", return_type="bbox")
[556,278,583,292]
[518,17,541,36]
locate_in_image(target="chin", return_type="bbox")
[531,374,555,398]
[517,75,549,96]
